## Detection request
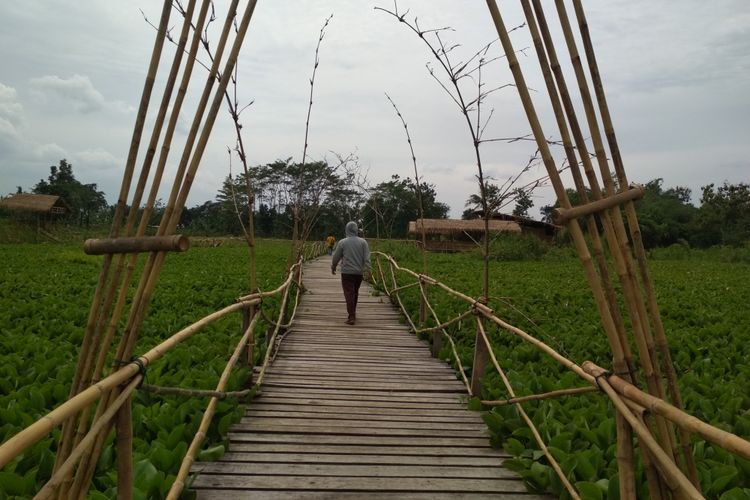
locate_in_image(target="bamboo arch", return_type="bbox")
[0,0,748,499]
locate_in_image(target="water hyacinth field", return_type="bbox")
[1,240,749,498]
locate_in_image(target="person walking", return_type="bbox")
[331,221,371,325]
[325,234,336,255]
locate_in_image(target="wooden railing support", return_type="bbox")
[470,315,489,396]
[83,234,190,255]
[115,396,133,500]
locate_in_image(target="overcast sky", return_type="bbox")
[0,0,748,219]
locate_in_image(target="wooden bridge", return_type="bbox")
[190,257,548,499]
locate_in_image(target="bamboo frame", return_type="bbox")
[83,235,189,255]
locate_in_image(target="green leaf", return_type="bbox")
[503,438,525,456]
[575,455,596,482]
[134,458,160,496]
[165,423,186,449]
[197,444,225,462]
[0,471,28,496]
[575,481,603,500]
[719,487,750,500]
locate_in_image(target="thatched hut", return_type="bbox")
[0,193,70,215]
[466,211,560,241]
[407,218,521,252]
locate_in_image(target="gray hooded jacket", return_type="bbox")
[331,221,372,275]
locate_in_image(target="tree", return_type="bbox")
[363,175,449,239]
[512,188,534,217]
[696,182,750,247]
[634,179,698,248]
[33,159,107,225]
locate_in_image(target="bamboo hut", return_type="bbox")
[407,217,521,252]
[0,193,70,215]
[468,211,560,241]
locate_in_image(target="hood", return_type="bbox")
[345,221,358,238]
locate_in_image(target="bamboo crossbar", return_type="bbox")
[83,235,190,255]
[481,386,599,407]
[552,185,645,224]
[139,384,251,400]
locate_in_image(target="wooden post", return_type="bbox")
[242,305,255,371]
[470,316,489,396]
[431,330,443,358]
[115,396,133,500]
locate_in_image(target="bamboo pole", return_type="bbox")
[140,385,251,400]
[115,396,133,500]
[167,312,261,499]
[83,235,190,255]
[54,0,175,475]
[525,0,637,382]
[553,0,678,468]
[552,185,645,224]
[482,386,598,406]
[521,2,640,495]
[570,0,698,485]
[65,3,220,497]
[252,264,299,387]
[476,317,580,499]
[418,282,470,393]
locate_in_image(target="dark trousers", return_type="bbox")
[341,273,363,320]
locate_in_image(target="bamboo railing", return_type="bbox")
[372,251,750,500]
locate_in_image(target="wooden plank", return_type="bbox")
[197,492,549,500]
[192,462,516,479]
[218,452,507,466]
[191,475,530,493]
[246,409,482,423]
[259,368,460,381]
[237,417,487,432]
[227,443,507,457]
[252,397,468,411]
[256,387,469,403]
[232,423,487,438]
[247,402,475,416]
[228,433,492,447]
[260,379,465,393]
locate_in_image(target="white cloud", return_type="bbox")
[0,83,24,128]
[76,148,120,169]
[28,74,133,114]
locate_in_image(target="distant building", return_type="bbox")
[407,218,522,252]
[0,193,71,215]
[466,211,559,241]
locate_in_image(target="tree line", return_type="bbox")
[8,159,749,248]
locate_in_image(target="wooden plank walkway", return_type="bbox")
[191,256,548,499]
